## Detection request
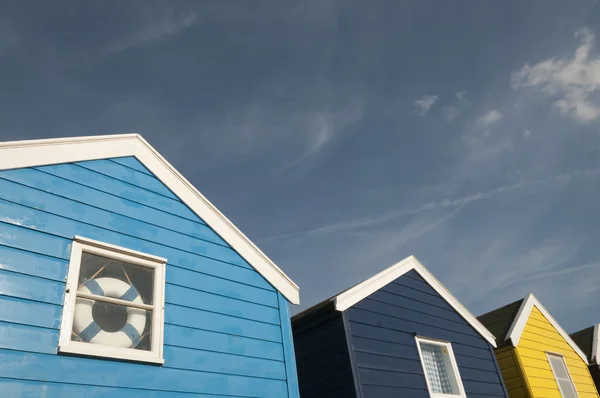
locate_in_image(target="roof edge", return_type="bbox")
[333,255,497,347]
[0,134,300,304]
[593,323,600,364]
[505,293,588,364]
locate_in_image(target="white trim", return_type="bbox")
[546,352,580,398]
[58,238,166,364]
[415,336,467,398]
[333,255,497,347]
[504,293,589,364]
[591,323,600,364]
[0,134,299,304]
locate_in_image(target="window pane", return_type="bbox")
[548,355,578,398]
[72,297,152,351]
[420,342,454,394]
[77,252,154,305]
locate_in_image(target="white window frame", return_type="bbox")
[415,336,467,398]
[546,352,580,398]
[58,236,167,364]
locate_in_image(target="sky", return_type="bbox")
[2,1,600,333]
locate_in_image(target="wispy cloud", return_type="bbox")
[265,166,600,241]
[476,109,504,127]
[512,28,600,123]
[524,129,532,138]
[101,13,199,56]
[414,95,439,115]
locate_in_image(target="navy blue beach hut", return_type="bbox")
[292,255,508,398]
[0,134,300,397]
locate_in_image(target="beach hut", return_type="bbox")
[478,294,599,398]
[571,323,600,393]
[0,134,300,397]
[292,255,508,398]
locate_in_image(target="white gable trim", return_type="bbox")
[592,323,600,364]
[505,293,588,364]
[333,255,497,347]
[0,134,299,304]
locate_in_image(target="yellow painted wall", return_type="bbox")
[514,307,599,398]
[495,344,529,398]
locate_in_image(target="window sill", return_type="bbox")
[59,341,164,365]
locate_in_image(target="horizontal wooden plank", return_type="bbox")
[76,159,178,200]
[461,379,507,396]
[392,274,442,298]
[381,281,453,311]
[527,375,559,389]
[167,266,277,308]
[359,367,428,389]
[360,384,428,398]
[0,321,58,354]
[0,295,62,329]
[0,244,67,282]
[530,385,562,398]
[165,304,282,343]
[504,375,524,392]
[525,317,560,333]
[354,298,479,337]
[0,221,71,259]
[165,284,280,325]
[110,157,152,175]
[0,350,288,396]
[460,366,503,384]
[164,324,283,362]
[518,347,587,368]
[501,366,521,382]
[455,354,499,372]
[506,386,528,398]
[354,351,423,374]
[347,307,489,349]
[0,198,251,271]
[523,366,555,380]
[0,167,216,239]
[519,336,577,356]
[353,336,419,361]
[163,345,286,380]
[0,177,229,251]
[522,323,566,343]
[0,269,64,305]
[35,164,198,221]
[0,378,238,398]
[369,289,468,325]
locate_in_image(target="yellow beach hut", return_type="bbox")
[477,293,599,398]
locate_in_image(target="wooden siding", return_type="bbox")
[292,303,357,398]
[494,345,529,398]
[515,307,599,398]
[0,157,299,398]
[345,269,508,398]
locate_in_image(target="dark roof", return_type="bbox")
[570,326,595,361]
[477,298,524,346]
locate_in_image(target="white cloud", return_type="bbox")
[512,28,600,123]
[524,129,532,138]
[102,13,198,56]
[456,90,467,101]
[442,91,468,121]
[477,110,504,127]
[414,95,438,115]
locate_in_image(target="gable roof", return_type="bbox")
[484,293,588,364]
[0,134,299,304]
[294,255,497,347]
[571,324,600,364]
[477,299,524,347]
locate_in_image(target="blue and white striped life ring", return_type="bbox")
[73,277,147,348]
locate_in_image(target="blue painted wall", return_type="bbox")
[345,269,508,398]
[0,157,299,397]
[292,302,357,398]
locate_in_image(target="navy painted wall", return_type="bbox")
[292,302,357,398]
[345,269,508,398]
[0,157,299,397]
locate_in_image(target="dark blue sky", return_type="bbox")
[2,1,600,331]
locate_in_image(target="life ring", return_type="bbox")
[73,277,147,348]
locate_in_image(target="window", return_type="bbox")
[415,337,466,398]
[59,236,166,364]
[547,353,579,398]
